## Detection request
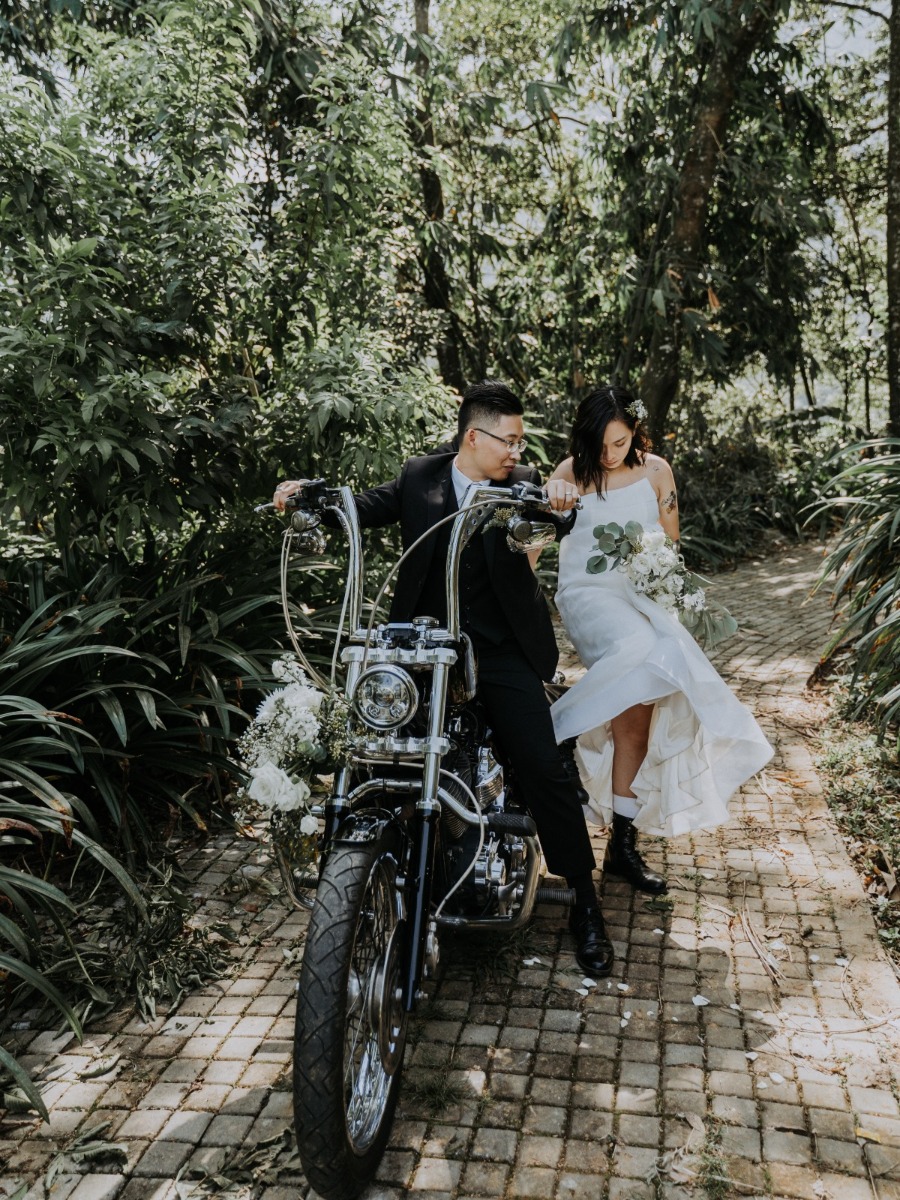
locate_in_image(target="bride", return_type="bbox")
[547,385,773,894]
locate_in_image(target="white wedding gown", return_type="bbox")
[551,478,773,837]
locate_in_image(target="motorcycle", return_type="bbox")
[276,477,579,1200]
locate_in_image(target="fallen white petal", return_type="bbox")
[770,1072,785,1084]
[809,954,820,963]
[653,928,665,936]
[617,983,630,992]
[745,1051,758,1061]
[769,940,786,951]
[620,1019,629,1028]
[623,1011,632,1020]
[581,978,598,989]
[836,956,849,967]
[758,1080,769,1090]
[576,988,589,997]
[729,1002,741,1011]
[646,1010,657,1018]
[692,995,710,1007]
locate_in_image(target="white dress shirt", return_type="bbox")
[451,458,490,508]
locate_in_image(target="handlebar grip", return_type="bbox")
[283,478,332,511]
[510,481,547,504]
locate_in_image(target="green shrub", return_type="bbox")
[812,440,900,743]
[668,402,859,568]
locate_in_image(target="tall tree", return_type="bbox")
[889,0,900,434]
[409,0,465,391]
[638,1,786,437]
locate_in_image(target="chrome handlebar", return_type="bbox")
[281,480,577,643]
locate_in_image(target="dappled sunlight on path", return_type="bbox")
[2,539,900,1200]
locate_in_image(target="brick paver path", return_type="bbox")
[4,540,900,1200]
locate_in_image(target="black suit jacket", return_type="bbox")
[340,452,564,681]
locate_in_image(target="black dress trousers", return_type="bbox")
[474,638,596,880]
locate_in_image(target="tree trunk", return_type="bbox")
[410,0,466,393]
[888,0,900,436]
[639,2,779,440]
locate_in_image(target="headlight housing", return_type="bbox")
[353,665,419,730]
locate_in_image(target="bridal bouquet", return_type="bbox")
[587,521,737,649]
[236,656,349,884]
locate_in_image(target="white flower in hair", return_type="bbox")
[625,398,648,422]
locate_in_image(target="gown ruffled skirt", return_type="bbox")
[551,478,773,838]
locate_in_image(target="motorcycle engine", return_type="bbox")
[439,741,475,841]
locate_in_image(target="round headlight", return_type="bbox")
[353,665,419,730]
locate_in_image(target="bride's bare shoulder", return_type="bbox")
[548,456,577,483]
[643,453,675,480]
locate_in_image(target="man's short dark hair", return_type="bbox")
[457,379,523,441]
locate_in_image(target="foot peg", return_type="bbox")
[534,883,576,905]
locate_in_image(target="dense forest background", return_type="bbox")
[0,0,896,1106]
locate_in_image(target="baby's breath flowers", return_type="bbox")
[587,521,737,650]
[236,656,348,836]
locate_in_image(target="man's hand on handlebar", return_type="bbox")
[273,479,331,513]
[273,480,307,513]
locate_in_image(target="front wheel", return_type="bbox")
[293,830,408,1200]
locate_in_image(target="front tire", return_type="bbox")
[293,830,408,1200]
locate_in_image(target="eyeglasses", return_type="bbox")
[473,427,527,454]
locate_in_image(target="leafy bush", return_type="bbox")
[812,440,900,743]
[668,401,860,568]
[0,683,145,1118]
[817,719,900,956]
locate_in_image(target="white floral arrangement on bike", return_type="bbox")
[587,521,737,649]
[236,656,349,886]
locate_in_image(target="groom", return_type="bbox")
[275,379,614,976]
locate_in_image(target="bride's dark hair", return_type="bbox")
[570,384,652,495]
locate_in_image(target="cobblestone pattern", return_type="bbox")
[3,540,900,1200]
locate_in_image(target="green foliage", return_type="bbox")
[813,442,900,741]
[0,0,890,1113]
[668,398,859,568]
[817,720,900,956]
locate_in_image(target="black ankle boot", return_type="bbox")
[603,814,668,894]
[569,903,614,977]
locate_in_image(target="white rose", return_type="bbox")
[276,776,310,813]
[630,552,653,576]
[247,762,295,811]
[642,530,666,551]
[299,813,318,836]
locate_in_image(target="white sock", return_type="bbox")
[612,793,640,819]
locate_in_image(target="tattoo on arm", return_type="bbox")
[662,489,677,514]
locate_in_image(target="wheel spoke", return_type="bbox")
[294,834,409,1198]
[339,860,401,1148]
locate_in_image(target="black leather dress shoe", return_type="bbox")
[569,903,615,977]
[604,814,668,894]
